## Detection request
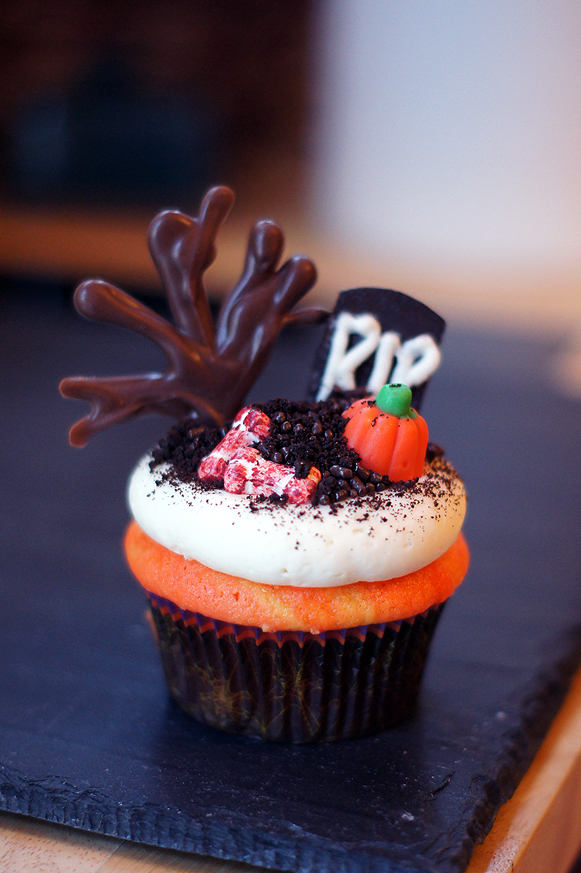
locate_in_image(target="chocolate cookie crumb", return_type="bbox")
[150,394,445,506]
[150,419,227,482]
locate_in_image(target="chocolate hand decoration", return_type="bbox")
[60,186,326,447]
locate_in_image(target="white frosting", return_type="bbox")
[127,454,466,588]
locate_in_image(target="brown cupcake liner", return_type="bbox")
[146,592,445,742]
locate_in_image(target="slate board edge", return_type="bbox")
[3,632,581,873]
[440,627,581,873]
[0,768,434,873]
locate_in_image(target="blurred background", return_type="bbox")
[2,4,581,870]
[0,0,580,384]
[0,0,314,288]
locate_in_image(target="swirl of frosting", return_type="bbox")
[127,454,466,588]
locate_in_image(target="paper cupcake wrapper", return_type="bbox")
[146,593,444,743]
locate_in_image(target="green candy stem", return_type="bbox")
[374,383,418,419]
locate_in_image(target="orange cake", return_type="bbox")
[125,520,469,633]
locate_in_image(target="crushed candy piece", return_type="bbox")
[225,447,320,504]
[200,408,321,503]
[198,407,270,484]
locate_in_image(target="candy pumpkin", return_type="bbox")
[343,383,428,481]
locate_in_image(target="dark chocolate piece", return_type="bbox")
[60,186,326,446]
[308,288,446,410]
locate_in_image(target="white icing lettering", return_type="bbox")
[317,312,441,400]
[317,313,381,399]
[366,331,401,395]
[390,334,441,387]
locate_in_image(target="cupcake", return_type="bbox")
[61,186,468,742]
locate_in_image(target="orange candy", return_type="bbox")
[343,385,428,480]
[124,520,469,632]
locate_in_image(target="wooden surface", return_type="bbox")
[2,665,581,872]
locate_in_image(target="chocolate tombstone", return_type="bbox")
[308,288,446,411]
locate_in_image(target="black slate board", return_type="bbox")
[1,286,581,873]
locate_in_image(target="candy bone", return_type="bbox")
[225,448,320,504]
[199,407,321,504]
[198,407,270,483]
